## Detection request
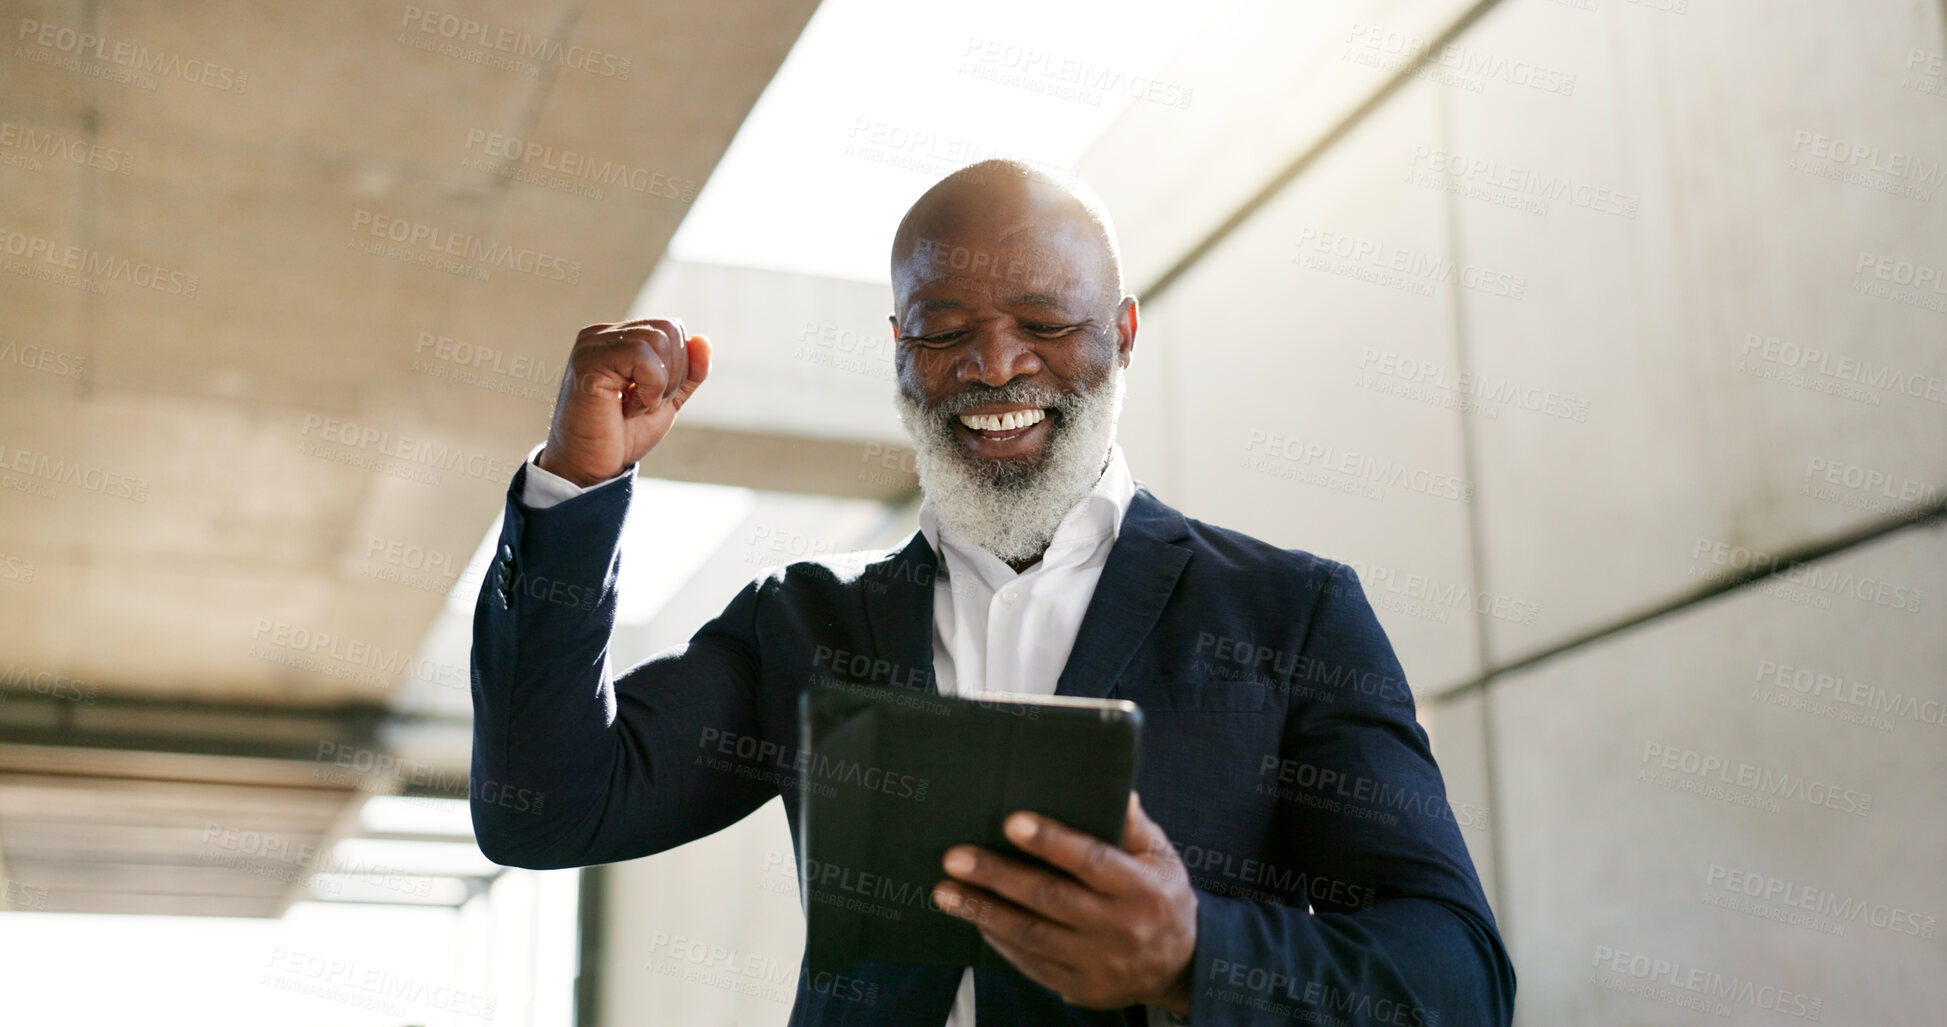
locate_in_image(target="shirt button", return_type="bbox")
[500,543,514,563]
[1000,591,1019,604]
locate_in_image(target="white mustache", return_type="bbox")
[930,383,1069,418]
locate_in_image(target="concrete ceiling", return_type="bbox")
[0,0,823,915]
[1,0,825,707]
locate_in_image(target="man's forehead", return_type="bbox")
[895,192,1100,275]
[901,230,1073,272]
[895,234,1108,308]
[906,290,1078,314]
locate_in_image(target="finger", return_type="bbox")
[568,325,648,399]
[608,316,678,330]
[592,318,693,403]
[1122,791,1169,859]
[606,325,674,403]
[656,319,687,402]
[1001,811,1147,895]
[932,879,1010,929]
[625,349,668,410]
[942,844,1106,927]
[932,880,1084,967]
[1119,792,1189,894]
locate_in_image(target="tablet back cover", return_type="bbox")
[798,683,1143,978]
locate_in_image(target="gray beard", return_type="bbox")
[894,364,1125,565]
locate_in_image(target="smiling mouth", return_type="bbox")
[956,408,1046,437]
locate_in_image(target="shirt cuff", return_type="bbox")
[519,442,634,510]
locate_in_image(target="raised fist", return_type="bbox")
[535,318,711,487]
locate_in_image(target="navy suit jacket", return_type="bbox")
[469,464,1515,1025]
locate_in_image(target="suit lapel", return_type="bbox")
[858,489,1193,701]
[1054,488,1193,701]
[859,531,940,694]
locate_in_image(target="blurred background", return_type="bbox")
[1,0,1943,1023]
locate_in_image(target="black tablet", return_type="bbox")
[797,681,1144,977]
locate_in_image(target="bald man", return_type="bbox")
[469,159,1515,1026]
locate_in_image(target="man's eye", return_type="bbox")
[1024,324,1078,337]
[905,331,963,345]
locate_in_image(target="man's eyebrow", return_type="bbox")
[1000,292,1071,311]
[913,299,967,314]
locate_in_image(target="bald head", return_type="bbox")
[890,159,1124,316]
[886,160,1137,568]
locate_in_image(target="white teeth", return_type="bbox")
[957,408,1046,432]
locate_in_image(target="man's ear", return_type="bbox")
[1115,296,1139,368]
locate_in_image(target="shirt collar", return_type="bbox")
[916,442,1136,573]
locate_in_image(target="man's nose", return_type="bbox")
[958,326,1040,387]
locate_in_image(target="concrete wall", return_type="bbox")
[1083,0,1947,1022]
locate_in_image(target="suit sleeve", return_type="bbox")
[469,464,778,869]
[1183,563,1516,1026]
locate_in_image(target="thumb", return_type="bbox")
[671,332,711,408]
[1122,791,1168,859]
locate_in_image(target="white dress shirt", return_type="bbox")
[520,442,1187,1026]
[518,442,628,509]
